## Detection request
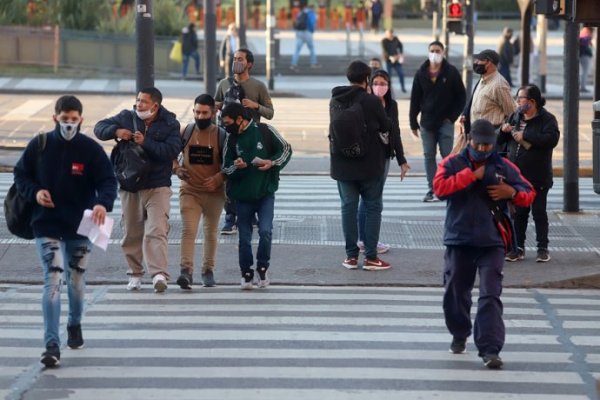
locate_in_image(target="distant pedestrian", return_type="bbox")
[381,29,407,93]
[368,57,383,71]
[181,23,200,79]
[221,102,292,290]
[497,27,515,87]
[173,94,226,289]
[579,27,594,93]
[219,23,239,79]
[499,85,559,263]
[409,40,466,202]
[214,48,274,235]
[433,119,535,370]
[330,60,392,271]
[94,87,182,293]
[357,69,410,255]
[370,0,382,33]
[14,95,118,368]
[290,1,320,72]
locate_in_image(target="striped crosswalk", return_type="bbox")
[1,284,599,399]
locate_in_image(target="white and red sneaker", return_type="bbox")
[342,257,358,270]
[363,258,391,271]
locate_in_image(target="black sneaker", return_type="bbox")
[505,247,525,262]
[201,270,216,287]
[536,248,551,262]
[176,271,193,290]
[40,344,60,368]
[240,270,254,290]
[257,266,270,288]
[422,191,437,202]
[67,324,84,349]
[449,337,466,354]
[482,353,503,369]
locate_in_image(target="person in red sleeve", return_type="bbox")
[433,119,535,370]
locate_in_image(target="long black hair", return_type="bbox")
[370,69,394,110]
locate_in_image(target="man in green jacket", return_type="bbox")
[221,103,292,290]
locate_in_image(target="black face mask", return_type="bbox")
[195,118,211,130]
[225,122,240,135]
[473,63,487,75]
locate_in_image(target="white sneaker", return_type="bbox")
[152,274,167,293]
[357,241,390,254]
[258,272,270,288]
[240,278,254,290]
[127,276,142,291]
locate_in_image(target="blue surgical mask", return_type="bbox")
[468,145,493,163]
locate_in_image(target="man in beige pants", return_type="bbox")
[94,87,182,292]
[173,94,226,289]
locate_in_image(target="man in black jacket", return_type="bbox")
[181,22,200,79]
[95,87,182,292]
[330,60,392,271]
[14,95,117,368]
[409,41,466,202]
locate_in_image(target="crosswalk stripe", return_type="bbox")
[1,285,598,399]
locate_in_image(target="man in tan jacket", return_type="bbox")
[173,94,226,288]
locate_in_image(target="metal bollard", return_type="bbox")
[593,101,600,194]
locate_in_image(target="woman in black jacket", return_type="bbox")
[357,69,410,254]
[498,84,559,263]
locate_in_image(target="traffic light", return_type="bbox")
[447,2,463,19]
[573,0,600,23]
[446,1,463,34]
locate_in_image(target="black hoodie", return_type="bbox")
[409,59,466,131]
[329,85,391,181]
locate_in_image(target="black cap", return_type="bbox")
[470,119,497,144]
[473,49,499,65]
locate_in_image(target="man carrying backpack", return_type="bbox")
[215,48,274,235]
[289,2,320,72]
[173,94,227,289]
[330,60,392,271]
[221,102,292,290]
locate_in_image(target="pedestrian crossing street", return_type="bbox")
[1,284,599,399]
[0,174,598,220]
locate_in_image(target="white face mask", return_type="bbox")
[58,121,79,141]
[428,52,443,65]
[136,108,154,120]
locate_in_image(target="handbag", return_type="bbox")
[4,133,47,239]
[110,111,151,193]
[169,41,183,64]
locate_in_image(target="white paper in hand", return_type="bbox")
[76,209,114,251]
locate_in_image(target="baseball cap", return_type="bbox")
[470,119,497,144]
[473,49,500,65]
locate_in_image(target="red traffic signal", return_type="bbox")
[448,2,463,19]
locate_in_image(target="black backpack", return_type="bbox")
[110,111,151,193]
[4,133,47,240]
[293,11,308,31]
[223,77,245,106]
[328,93,368,158]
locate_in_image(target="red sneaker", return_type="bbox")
[342,257,358,270]
[363,257,391,271]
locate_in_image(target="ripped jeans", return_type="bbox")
[35,237,91,348]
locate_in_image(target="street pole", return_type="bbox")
[536,15,547,93]
[383,0,392,30]
[596,28,600,120]
[441,0,449,56]
[563,20,580,212]
[236,0,247,48]
[518,1,532,86]
[432,1,439,41]
[135,0,154,92]
[462,0,474,95]
[204,0,217,95]
[265,0,275,90]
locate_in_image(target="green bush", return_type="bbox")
[97,11,135,35]
[51,0,112,30]
[153,0,188,37]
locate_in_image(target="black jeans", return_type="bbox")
[513,185,549,250]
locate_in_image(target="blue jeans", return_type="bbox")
[337,177,385,260]
[36,237,92,348]
[358,159,390,242]
[498,63,513,87]
[182,50,200,78]
[421,121,454,192]
[386,61,406,91]
[291,30,317,66]
[443,246,505,357]
[236,194,275,275]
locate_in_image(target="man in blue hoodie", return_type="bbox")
[14,95,118,368]
[94,87,182,293]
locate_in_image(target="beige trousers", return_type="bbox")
[179,191,225,274]
[120,187,172,279]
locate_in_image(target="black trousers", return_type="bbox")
[513,185,549,250]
